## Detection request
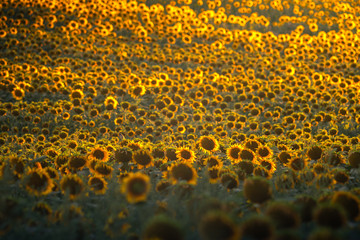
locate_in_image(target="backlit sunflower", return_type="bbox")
[168,162,197,185]
[12,87,25,100]
[198,135,219,154]
[132,149,154,169]
[226,144,242,163]
[176,147,196,163]
[24,168,53,196]
[121,172,151,204]
[89,146,109,162]
[257,146,273,159]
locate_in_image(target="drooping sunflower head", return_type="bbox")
[89,146,109,162]
[168,162,197,185]
[94,162,113,178]
[176,147,195,163]
[132,149,153,169]
[121,172,151,204]
[198,135,219,154]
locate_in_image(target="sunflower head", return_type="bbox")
[88,176,108,195]
[132,149,153,169]
[313,203,347,229]
[60,174,84,199]
[226,144,242,163]
[198,211,239,240]
[243,177,272,204]
[168,162,197,185]
[265,202,300,229]
[24,168,53,196]
[240,215,274,240]
[68,155,87,171]
[331,191,360,221]
[121,172,151,204]
[198,135,219,154]
[89,146,109,162]
[176,147,195,163]
[142,215,184,240]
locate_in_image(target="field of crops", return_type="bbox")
[1,0,360,239]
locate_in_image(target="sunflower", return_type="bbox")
[239,148,256,162]
[243,177,272,204]
[130,85,146,98]
[168,162,197,185]
[176,147,196,163]
[220,172,239,190]
[259,158,276,174]
[208,166,221,183]
[12,87,25,100]
[199,211,239,240]
[133,149,154,169]
[94,162,113,178]
[89,146,109,162]
[60,174,84,199]
[287,157,307,171]
[104,96,118,109]
[88,176,108,195]
[121,172,151,204]
[198,135,219,154]
[24,168,53,196]
[142,215,184,240]
[226,144,242,163]
[205,156,223,168]
[68,155,87,171]
[257,146,273,159]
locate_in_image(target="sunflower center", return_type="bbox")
[201,137,215,150]
[180,150,191,160]
[129,179,147,195]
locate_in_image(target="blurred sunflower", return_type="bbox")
[88,176,107,195]
[60,174,84,199]
[168,162,197,185]
[24,168,53,196]
[121,172,151,204]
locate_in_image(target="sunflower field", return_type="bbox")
[1,0,360,239]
